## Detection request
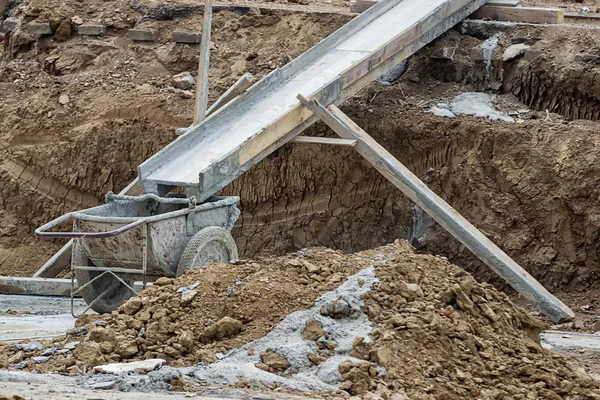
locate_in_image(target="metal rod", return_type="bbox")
[73,266,147,275]
[297,94,574,323]
[142,224,148,289]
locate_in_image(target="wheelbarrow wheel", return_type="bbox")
[73,241,135,314]
[177,227,238,277]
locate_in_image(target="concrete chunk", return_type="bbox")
[1,17,21,33]
[172,31,202,44]
[129,29,159,42]
[78,24,107,36]
[26,22,53,35]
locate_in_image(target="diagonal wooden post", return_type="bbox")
[193,0,213,126]
[298,94,574,323]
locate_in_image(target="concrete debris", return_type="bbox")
[87,380,119,390]
[449,92,514,122]
[78,24,107,36]
[93,359,166,374]
[64,341,79,350]
[2,18,21,33]
[172,72,195,91]
[192,267,378,392]
[31,356,51,364]
[177,280,201,293]
[172,31,202,44]
[11,361,28,369]
[26,22,53,35]
[41,347,57,357]
[502,43,530,61]
[428,103,456,119]
[129,28,159,42]
[15,342,43,352]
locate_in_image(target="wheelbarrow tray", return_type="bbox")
[71,194,240,277]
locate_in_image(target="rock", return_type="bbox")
[181,289,197,305]
[1,18,21,33]
[8,351,23,364]
[429,104,456,119]
[259,351,290,372]
[573,318,585,330]
[58,94,70,105]
[11,361,28,369]
[15,341,43,352]
[398,282,423,301]
[200,317,242,342]
[592,320,600,333]
[54,20,71,42]
[179,330,194,352]
[121,297,142,315]
[164,346,180,357]
[93,359,166,374]
[89,328,116,343]
[41,347,57,357]
[172,72,195,90]
[115,338,139,358]
[32,356,51,364]
[48,15,64,31]
[302,319,325,341]
[74,341,103,364]
[307,352,325,364]
[0,354,8,369]
[64,341,79,350]
[154,277,172,286]
[502,44,530,61]
[72,16,84,25]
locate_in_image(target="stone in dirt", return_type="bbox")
[120,297,142,315]
[200,317,243,343]
[58,94,70,105]
[115,338,138,358]
[15,342,42,352]
[172,72,195,91]
[93,358,166,374]
[259,351,290,372]
[31,356,51,364]
[302,319,325,341]
[502,43,530,61]
[54,20,71,42]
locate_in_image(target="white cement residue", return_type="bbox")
[449,92,514,122]
[192,267,380,392]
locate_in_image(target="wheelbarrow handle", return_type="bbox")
[35,213,148,239]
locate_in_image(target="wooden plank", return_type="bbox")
[206,72,255,117]
[486,0,519,7]
[291,136,357,146]
[33,179,143,278]
[349,0,378,13]
[540,331,600,351]
[565,11,600,21]
[297,94,574,324]
[471,6,565,24]
[193,0,213,125]
[0,277,149,297]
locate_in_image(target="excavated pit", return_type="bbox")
[1,8,600,300]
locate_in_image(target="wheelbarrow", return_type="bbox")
[35,193,241,316]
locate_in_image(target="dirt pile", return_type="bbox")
[3,241,599,398]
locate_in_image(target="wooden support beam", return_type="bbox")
[193,0,213,125]
[291,136,357,146]
[33,179,143,278]
[206,73,255,117]
[297,94,574,323]
[471,6,565,24]
[0,277,149,297]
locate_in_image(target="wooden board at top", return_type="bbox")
[485,0,519,7]
[471,6,565,24]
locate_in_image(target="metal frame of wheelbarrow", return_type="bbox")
[35,193,199,317]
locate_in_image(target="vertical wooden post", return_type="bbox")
[193,0,213,125]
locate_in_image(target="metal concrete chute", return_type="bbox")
[137,0,489,200]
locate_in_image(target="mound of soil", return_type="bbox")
[2,241,599,398]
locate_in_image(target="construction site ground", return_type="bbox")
[1,0,600,397]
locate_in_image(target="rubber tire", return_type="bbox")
[176,227,238,277]
[73,240,135,314]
